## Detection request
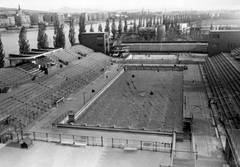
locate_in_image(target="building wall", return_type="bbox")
[30,13,43,25]
[0,15,9,27]
[81,32,109,54]
[0,15,16,27]
[52,13,64,23]
[8,16,15,26]
[208,30,240,56]
[15,15,31,27]
[43,14,52,23]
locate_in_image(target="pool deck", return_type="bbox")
[183,64,227,167]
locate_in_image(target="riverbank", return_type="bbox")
[0,26,55,34]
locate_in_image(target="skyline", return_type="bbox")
[1,0,240,12]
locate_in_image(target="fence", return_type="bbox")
[26,131,103,147]
[124,65,184,71]
[118,59,178,65]
[107,138,172,153]
[5,131,173,153]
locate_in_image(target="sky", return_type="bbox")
[1,0,240,11]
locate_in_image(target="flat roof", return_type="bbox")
[81,32,107,34]
[210,30,240,33]
[7,48,62,60]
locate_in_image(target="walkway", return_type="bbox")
[183,64,227,167]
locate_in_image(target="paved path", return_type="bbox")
[184,64,227,167]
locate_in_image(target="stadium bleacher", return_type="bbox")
[230,46,240,59]
[203,53,240,129]
[0,45,111,134]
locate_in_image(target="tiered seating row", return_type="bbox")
[211,53,240,108]
[17,63,45,77]
[53,50,78,62]
[0,46,111,134]
[209,54,240,126]
[230,46,240,56]
[0,68,32,89]
[204,57,240,129]
[68,45,94,55]
[45,45,94,64]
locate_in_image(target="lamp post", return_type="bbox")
[83,92,86,105]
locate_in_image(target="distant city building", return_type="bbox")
[7,15,15,26]
[43,14,52,23]
[64,13,71,19]
[80,32,110,54]
[102,12,109,20]
[96,13,102,20]
[0,14,11,27]
[15,14,31,27]
[157,24,166,41]
[208,30,240,56]
[30,13,43,25]
[219,11,240,19]
[178,23,188,34]
[52,13,64,23]
[15,5,31,27]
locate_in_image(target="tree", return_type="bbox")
[98,24,103,32]
[53,21,65,49]
[133,19,137,32]
[129,26,134,32]
[137,17,141,31]
[153,17,156,25]
[210,22,213,30]
[18,26,30,53]
[149,17,152,27]
[37,22,49,49]
[111,18,116,39]
[142,18,145,27]
[0,34,5,68]
[118,19,122,36]
[124,18,128,32]
[90,24,94,32]
[68,18,76,46]
[156,17,160,26]
[146,18,150,27]
[104,19,110,34]
[78,14,86,44]
[138,17,142,27]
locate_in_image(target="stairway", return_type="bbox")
[173,139,195,167]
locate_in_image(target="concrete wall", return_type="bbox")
[81,33,109,54]
[208,30,240,56]
[123,43,208,53]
